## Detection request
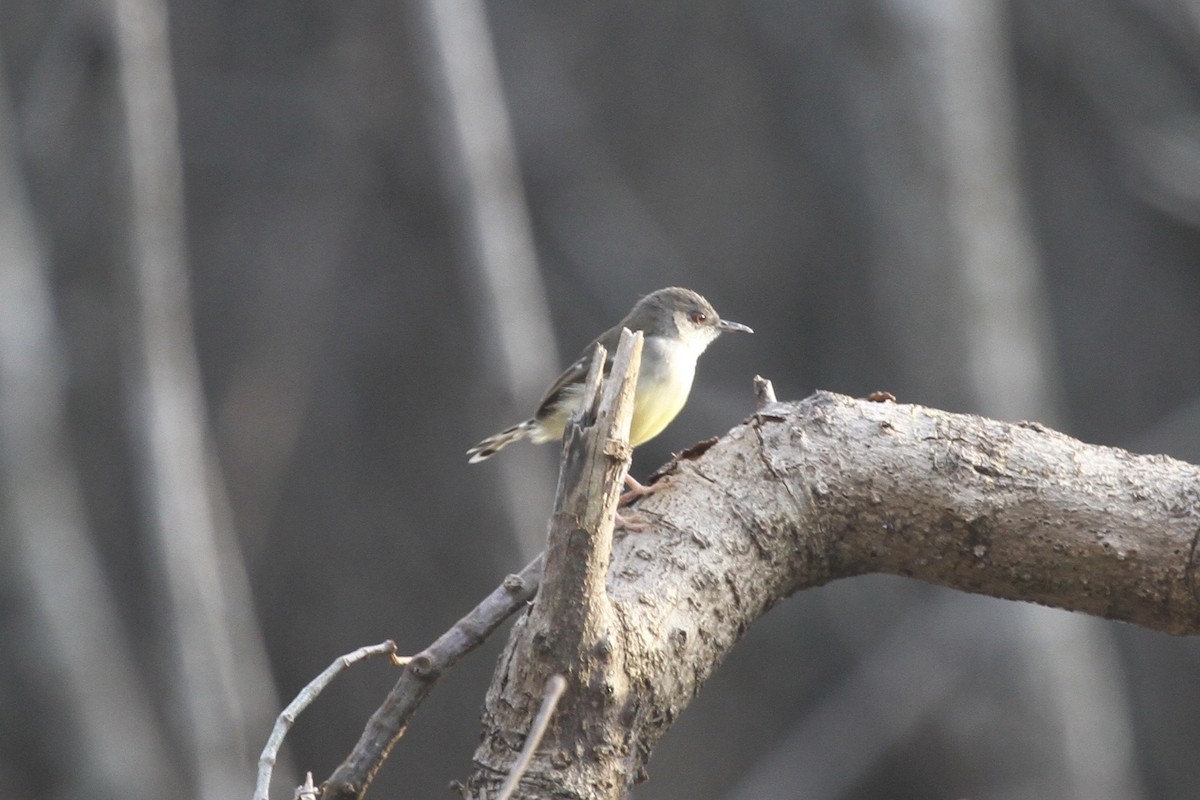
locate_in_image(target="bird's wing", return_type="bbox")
[534,323,622,420]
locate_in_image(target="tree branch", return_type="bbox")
[256,641,397,800]
[307,388,1200,800]
[534,329,642,662]
[317,331,641,800]
[320,555,544,800]
[461,390,1200,799]
[466,330,644,799]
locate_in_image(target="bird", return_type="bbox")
[467,287,752,465]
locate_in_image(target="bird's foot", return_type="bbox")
[615,510,650,532]
[619,474,672,507]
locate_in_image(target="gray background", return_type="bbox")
[3,2,1200,799]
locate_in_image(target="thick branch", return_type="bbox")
[748,392,1200,629]
[464,390,1200,799]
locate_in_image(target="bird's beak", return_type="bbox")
[718,319,753,334]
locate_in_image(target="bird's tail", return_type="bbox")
[467,419,537,463]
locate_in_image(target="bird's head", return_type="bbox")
[626,287,753,352]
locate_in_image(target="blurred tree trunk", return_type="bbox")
[112,0,285,794]
[0,43,182,800]
[412,0,559,558]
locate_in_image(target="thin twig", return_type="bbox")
[294,772,318,800]
[321,554,544,800]
[495,675,568,800]
[254,641,397,800]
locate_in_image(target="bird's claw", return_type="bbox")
[620,474,671,507]
[615,510,650,532]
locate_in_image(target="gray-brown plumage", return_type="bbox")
[467,287,751,463]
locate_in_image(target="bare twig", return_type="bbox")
[295,773,317,800]
[255,641,398,800]
[495,675,568,800]
[753,375,777,409]
[320,554,544,800]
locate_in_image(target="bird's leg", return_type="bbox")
[614,475,668,531]
[619,474,672,507]
[615,509,650,532]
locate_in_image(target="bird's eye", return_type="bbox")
[690,310,707,324]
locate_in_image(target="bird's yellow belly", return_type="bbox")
[628,368,692,447]
[532,338,698,447]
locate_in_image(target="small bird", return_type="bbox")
[467,287,752,464]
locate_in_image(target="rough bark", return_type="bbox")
[464,330,641,798]
[463,390,1200,799]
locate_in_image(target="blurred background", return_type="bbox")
[3,1,1200,799]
